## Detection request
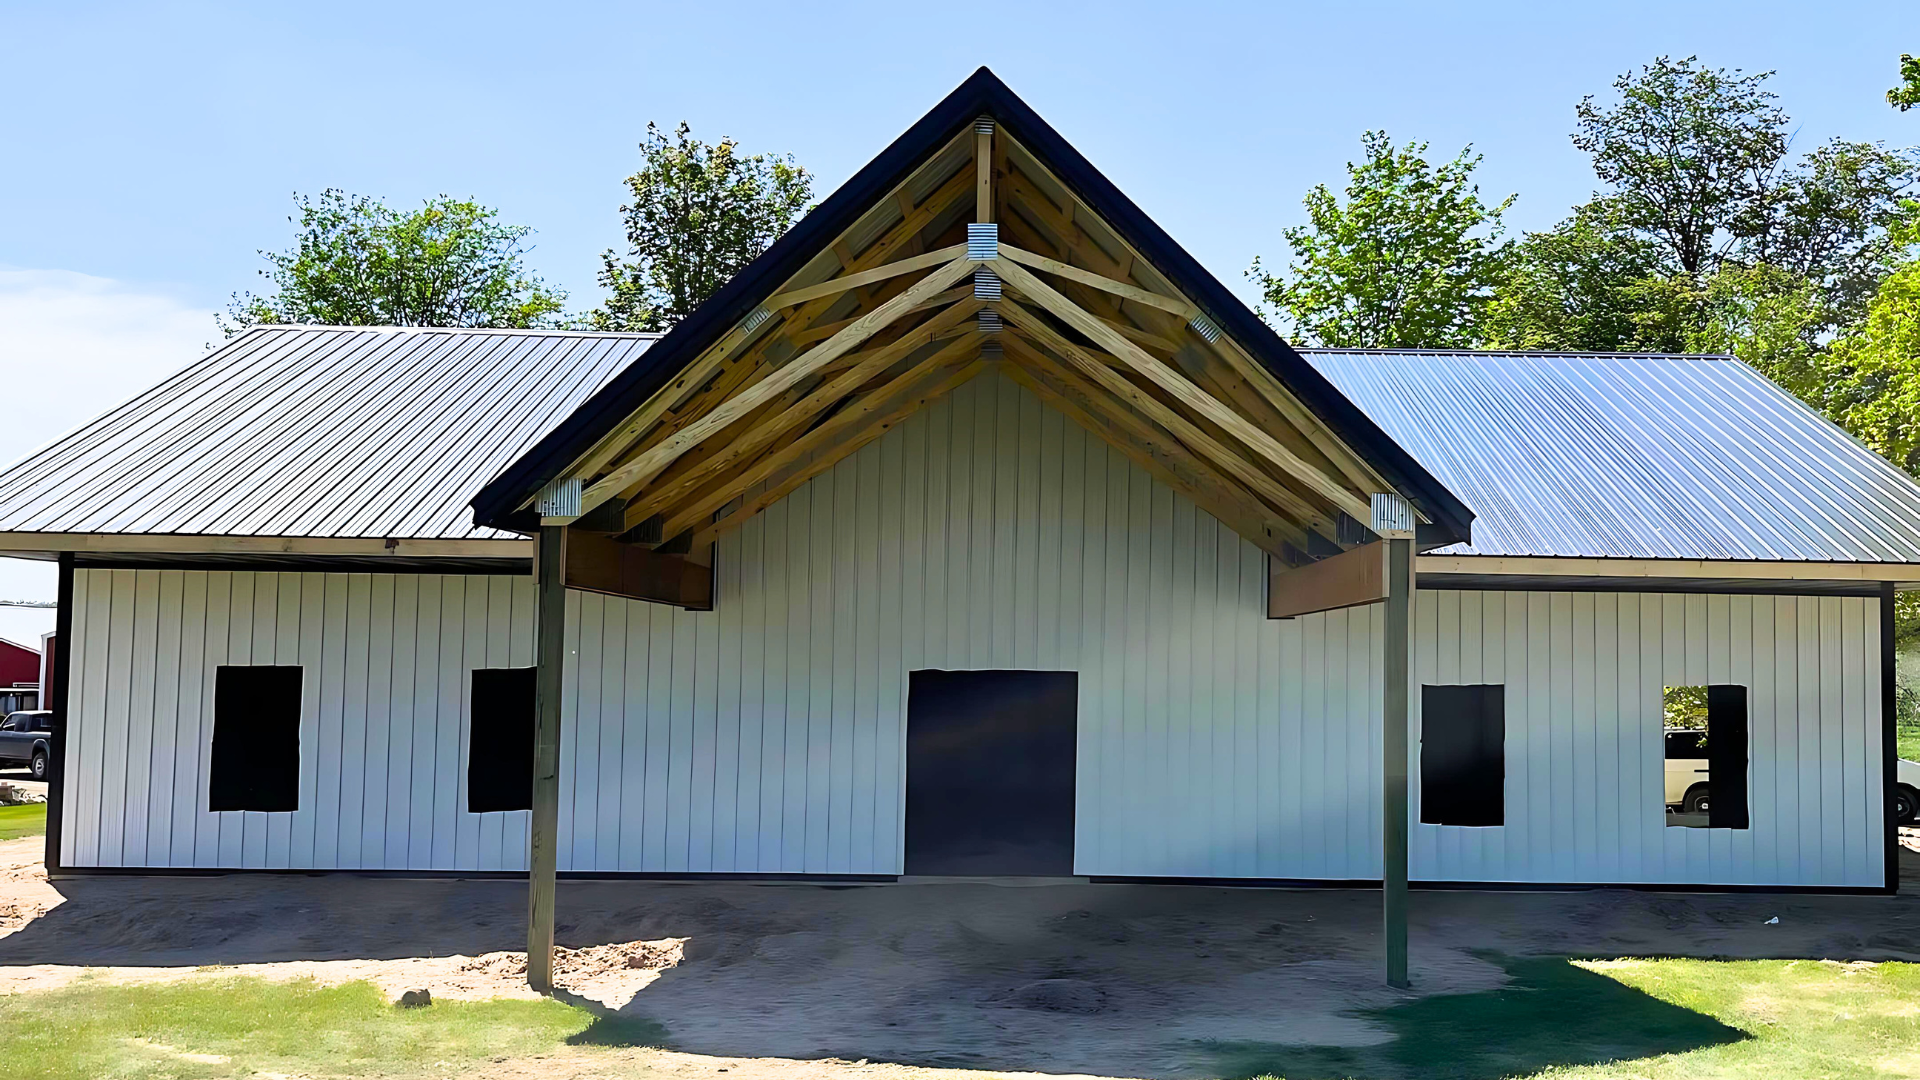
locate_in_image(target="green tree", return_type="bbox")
[223,190,564,333]
[1491,57,1916,352]
[1755,137,1920,318]
[1684,262,1826,392]
[1483,203,1670,351]
[1891,53,1920,112]
[1571,56,1787,280]
[1249,131,1515,349]
[592,122,813,332]
[1813,204,1920,474]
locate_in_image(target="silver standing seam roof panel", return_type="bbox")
[3,329,1917,564]
[1304,349,1920,563]
[0,326,653,541]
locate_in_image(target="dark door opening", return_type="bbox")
[904,669,1077,876]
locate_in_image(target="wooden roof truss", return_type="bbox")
[547,119,1412,564]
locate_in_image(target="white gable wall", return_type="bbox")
[56,373,1887,886]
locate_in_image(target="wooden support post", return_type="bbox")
[527,525,567,993]
[975,116,994,223]
[1377,494,1415,990]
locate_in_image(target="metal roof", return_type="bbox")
[0,325,652,541]
[1304,350,1920,563]
[6,329,1916,565]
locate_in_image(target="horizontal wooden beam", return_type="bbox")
[580,256,977,517]
[693,360,988,547]
[993,257,1374,523]
[1268,542,1385,619]
[763,243,968,310]
[565,527,712,610]
[998,242,1196,318]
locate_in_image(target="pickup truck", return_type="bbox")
[1673,731,1918,826]
[0,710,51,780]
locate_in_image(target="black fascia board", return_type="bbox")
[471,67,1475,547]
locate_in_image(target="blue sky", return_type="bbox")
[4,0,1914,313]
[0,0,1912,618]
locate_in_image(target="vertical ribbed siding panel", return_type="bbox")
[63,569,540,871]
[55,374,1889,886]
[1414,589,1882,886]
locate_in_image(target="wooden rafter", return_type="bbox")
[999,301,1330,534]
[622,299,985,530]
[550,170,976,503]
[762,244,968,310]
[659,334,983,539]
[789,284,975,346]
[1199,335,1386,493]
[992,257,1373,522]
[691,359,989,547]
[999,337,1300,555]
[998,136,1389,497]
[578,255,977,516]
[998,243,1196,319]
[561,320,766,492]
[687,166,972,414]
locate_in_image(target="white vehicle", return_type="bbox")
[1664,729,1710,815]
[1898,758,1918,826]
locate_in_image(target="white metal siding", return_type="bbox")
[63,569,540,871]
[1414,589,1884,887]
[58,373,1886,885]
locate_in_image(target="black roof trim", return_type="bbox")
[471,67,1474,545]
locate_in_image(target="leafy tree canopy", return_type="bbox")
[1571,56,1787,281]
[223,190,564,334]
[1481,202,1670,352]
[1891,54,1920,112]
[1810,203,1920,475]
[591,122,813,332]
[1490,56,1916,353]
[1249,131,1515,349]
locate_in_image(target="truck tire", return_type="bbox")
[1896,784,1919,827]
[1683,785,1710,815]
[29,747,46,780]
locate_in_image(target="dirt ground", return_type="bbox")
[2,835,1918,1079]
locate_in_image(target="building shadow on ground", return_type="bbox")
[1192,953,1746,1080]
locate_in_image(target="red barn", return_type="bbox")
[0,637,37,689]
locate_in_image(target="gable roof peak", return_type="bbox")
[471,69,1474,549]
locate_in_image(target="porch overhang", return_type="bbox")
[470,68,1474,567]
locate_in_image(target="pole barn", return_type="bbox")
[0,69,1913,993]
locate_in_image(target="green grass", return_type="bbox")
[1200,955,1920,1080]
[2,957,1915,1080]
[0,975,665,1080]
[1898,716,1920,762]
[0,803,45,841]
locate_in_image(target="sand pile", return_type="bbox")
[460,937,686,1007]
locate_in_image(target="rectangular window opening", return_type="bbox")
[208,665,302,812]
[1664,684,1749,829]
[1420,684,1504,827]
[468,667,537,813]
